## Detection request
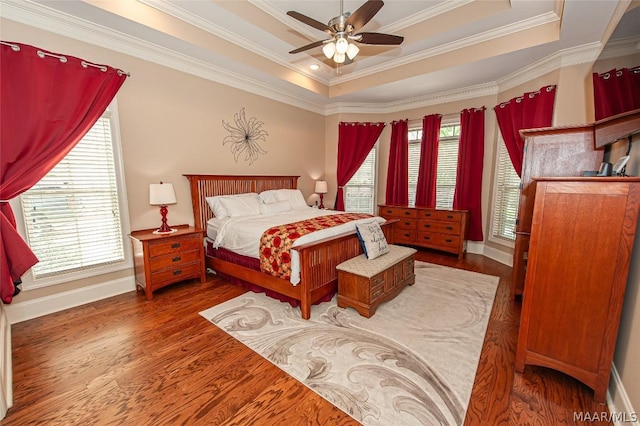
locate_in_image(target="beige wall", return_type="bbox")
[1,19,325,303]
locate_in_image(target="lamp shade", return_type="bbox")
[315,180,328,194]
[149,182,177,206]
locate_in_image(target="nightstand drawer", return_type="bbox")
[149,235,200,257]
[150,262,202,287]
[149,249,201,271]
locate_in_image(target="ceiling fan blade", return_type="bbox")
[287,11,333,33]
[289,39,327,54]
[345,0,384,31]
[356,32,404,45]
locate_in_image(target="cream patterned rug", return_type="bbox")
[199,262,499,426]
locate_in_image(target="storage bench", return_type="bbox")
[336,245,417,318]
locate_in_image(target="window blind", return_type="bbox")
[407,129,422,206]
[21,115,125,278]
[345,148,376,214]
[492,139,521,240]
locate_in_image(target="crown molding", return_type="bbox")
[496,42,602,92]
[324,81,499,115]
[382,0,475,33]
[597,36,640,61]
[333,11,560,85]
[1,0,327,115]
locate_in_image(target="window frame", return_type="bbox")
[488,134,520,248]
[10,100,133,290]
[343,143,378,214]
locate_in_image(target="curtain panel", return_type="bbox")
[0,41,128,303]
[453,107,485,241]
[593,67,640,121]
[415,114,442,208]
[336,122,385,211]
[493,85,556,176]
[385,120,409,206]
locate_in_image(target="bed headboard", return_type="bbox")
[183,174,299,230]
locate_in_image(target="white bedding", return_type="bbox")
[207,208,385,285]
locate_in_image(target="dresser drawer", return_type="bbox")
[149,249,201,272]
[419,209,464,222]
[150,262,202,287]
[395,229,417,243]
[370,273,386,302]
[396,219,417,230]
[379,206,417,219]
[149,235,200,257]
[417,219,461,235]
[418,232,460,248]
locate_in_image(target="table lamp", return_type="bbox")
[149,182,177,234]
[315,180,328,209]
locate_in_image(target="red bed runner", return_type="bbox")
[259,213,373,280]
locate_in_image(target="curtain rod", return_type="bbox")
[1,40,131,77]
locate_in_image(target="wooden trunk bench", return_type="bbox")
[336,245,417,318]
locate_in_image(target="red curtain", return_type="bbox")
[415,114,442,208]
[0,41,128,303]
[336,122,385,211]
[385,120,409,205]
[593,67,640,120]
[453,107,485,241]
[494,85,556,176]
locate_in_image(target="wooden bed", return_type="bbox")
[184,174,395,319]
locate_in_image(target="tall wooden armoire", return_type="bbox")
[510,125,603,298]
[515,177,640,402]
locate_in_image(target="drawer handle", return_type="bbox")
[372,289,383,298]
[423,236,430,240]
[447,215,454,219]
[445,239,453,243]
[403,221,411,226]
[173,269,182,276]
[172,256,181,262]
[446,226,453,230]
[404,211,411,216]
[425,213,432,217]
[424,224,431,228]
[171,243,181,249]
[385,209,392,214]
[403,233,411,237]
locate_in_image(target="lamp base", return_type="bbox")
[319,193,325,210]
[153,228,177,235]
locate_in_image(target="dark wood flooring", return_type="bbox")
[4,250,611,425]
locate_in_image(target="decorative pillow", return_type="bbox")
[259,200,292,215]
[259,189,308,210]
[206,193,259,218]
[355,220,390,260]
[217,193,262,217]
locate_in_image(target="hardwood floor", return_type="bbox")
[4,250,612,425]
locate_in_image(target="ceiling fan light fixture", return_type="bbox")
[335,37,349,54]
[346,43,359,60]
[322,42,336,59]
[333,52,346,63]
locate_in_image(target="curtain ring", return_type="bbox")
[616,70,623,77]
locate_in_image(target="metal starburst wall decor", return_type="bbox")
[222,108,268,165]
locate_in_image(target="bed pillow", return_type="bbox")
[206,193,259,218]
[355,220,390,260]
[260,189,308,210]
[217,193,262,217]
[259,200,292,215]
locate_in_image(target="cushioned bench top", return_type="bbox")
[336,245,417,278]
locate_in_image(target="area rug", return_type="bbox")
[199,261,499,426]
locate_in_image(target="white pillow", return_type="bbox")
[260,189,308,210]
[218,193,262,217]
[206,193,259,218]
[356,220,390,260]
[259,200,292,215]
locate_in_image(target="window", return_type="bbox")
[491,138,521,241]
[344,147,377,214]
[408,124,461,209]
[18,105,130,287]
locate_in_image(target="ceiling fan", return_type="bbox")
[287,0,404,65]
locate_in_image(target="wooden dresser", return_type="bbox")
[378,205,468,258]
[129,225,206,300]
[515,177,640,402]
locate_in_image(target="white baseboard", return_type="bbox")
[4,276,136,325]
[0,305,11,420]
[467,241,513,267]
[608,363,639,426]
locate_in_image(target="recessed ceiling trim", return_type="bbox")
[597,36,640,61]
[382,0,475,33]
[138,0,330,86]
[331,10,561,85]
[250,0,321,41]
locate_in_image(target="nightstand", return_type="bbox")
[129,224,206,300]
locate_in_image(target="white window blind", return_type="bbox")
[492,138,521,241]
[345,147,376,214]
[21,114,126,279]
[407,124,460,209]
